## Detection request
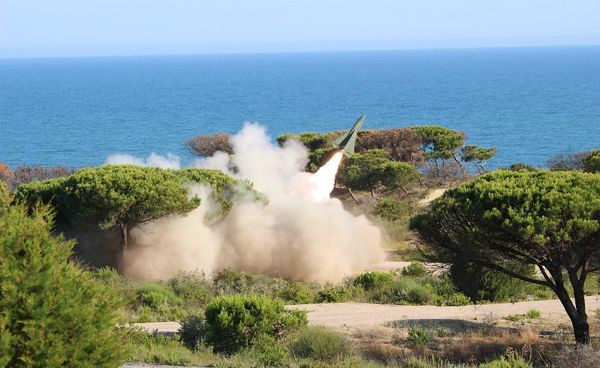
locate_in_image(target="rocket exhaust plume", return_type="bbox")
[108,123,384,283]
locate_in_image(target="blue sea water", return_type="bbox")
[1,46,599,169]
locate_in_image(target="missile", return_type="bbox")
[333,114,365,157]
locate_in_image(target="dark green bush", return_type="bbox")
[179,315,205,350]
[168,274,214,306]
[584,150,600,173]
[375,197,410,221]
[449,260,534,303]
[202,294,307,354]
[249,334,289,366]
[289,326,350,361]
[401,262,428,277]
[0,195,126,367]
[316,285,354,303]
[353,271,394,290]
[406,285,434,305]
[278,282,317,304]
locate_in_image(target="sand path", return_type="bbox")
[134,296,600,334]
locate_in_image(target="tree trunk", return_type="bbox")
[120,223,128,255]
[346,186,360,205]
[554,276,590,344]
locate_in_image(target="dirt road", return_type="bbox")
[288,296,600,328]
[134,296,600,334]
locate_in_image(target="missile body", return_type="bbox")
[333,114,365,157]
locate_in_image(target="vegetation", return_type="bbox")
[341,149,420,197]
[461,145,496,174]
[289,326,350,360]
[14,166,256,259]
[411,170,600,343]
[185,132,233,157]
[0,183,126,367]
[584,150,600,173]
[201,294,307,353]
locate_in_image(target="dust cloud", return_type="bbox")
[108,123,384,283]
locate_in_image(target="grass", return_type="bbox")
[290,326,350,361]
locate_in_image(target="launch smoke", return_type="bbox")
[106,123,384,282]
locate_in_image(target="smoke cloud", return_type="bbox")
[107,123,384,283]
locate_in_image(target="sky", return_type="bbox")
[1,0,599,58]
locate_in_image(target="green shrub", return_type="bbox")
[525,309,541,319]
[478,352,532,368]
[375,198,410,221]
[278,282,317,304]
[179,315,205,350]
[289,326,350,361]
[168,274,214,306]
[583,150,600,173]
[202,294,307,354]
[406,285,434,305]
[126,332,206,366]
[317,286,354,303]
[353,271,394,290]
[401,262,428,277]
[448,260,534,303]
[0,198,126,367]
[446,293,471,306]
[135,283,181,310]
[406,327,431,346]
[248,334,289,366]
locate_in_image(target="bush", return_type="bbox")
[525,309,541,319]
[353,271,394,290]
[375,198,410,222]
[135,283,181,310]
[0,196,126,367]
[179,315,205,350]
[479,352,532,368]
[289,326,350,361]
[406,285,434,305]
[248,334,289,366]
[449,260,534,303]
[202,294,307,354]
[316,285,354,303]
[401,262,428,277]
[127,332,206,366]
[168,274,214,306]
[278,282,317,304]
[446,292,471,306]
[584,150,600,173]
[406,327,431,346]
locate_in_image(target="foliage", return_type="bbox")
[126,331,209,366]
[289,326,350,361]
[355,128,424,165]
[0,162,13,187]
[6,165,75,190]
[410,126,466,178]
[583,150,600,173]
[185,132,233,157]
[478,352,532,368]
[407,327,431,346]
[179,315,205,350]
[411,170,600,343]
[202,294,307,354]
[547,151,592,171]
[375,197,410,222]
[248,334,289,366]
[461,145,496,173]
[508,163,537,172]
[316,285,354,303]
[278,282,318,304]
[402,262,428,277]
[448,259,535,303]
[135,283,181,310]
[525,309,541,319]
[353,271,394,290]
[341,149,420,196]
[0,198,126,367]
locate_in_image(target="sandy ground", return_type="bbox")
[418,188,446,206]
[133,296,600,334]
[289,296,600,329]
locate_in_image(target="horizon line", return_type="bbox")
[1,42,599,61]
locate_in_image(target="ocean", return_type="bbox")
[1,46,599,169]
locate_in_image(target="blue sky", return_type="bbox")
[1,0,599,58]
